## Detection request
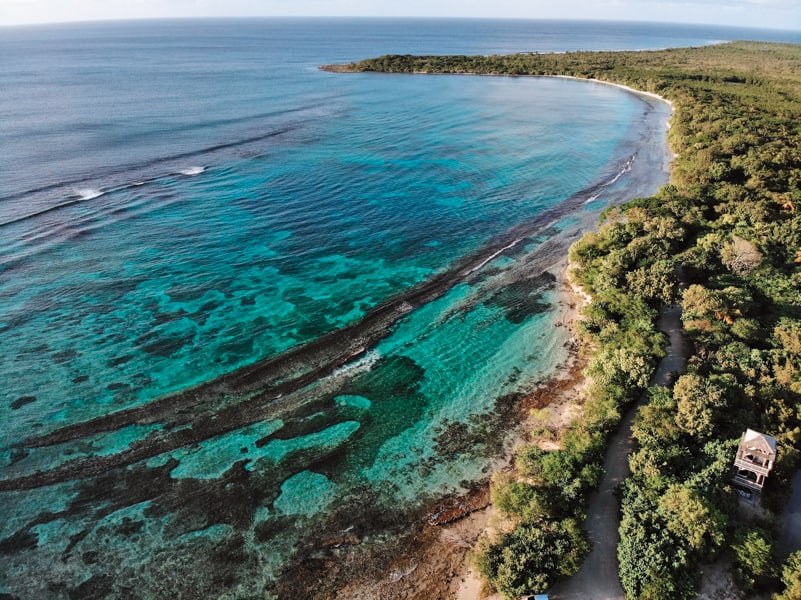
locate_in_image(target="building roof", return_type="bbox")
[742,428,777,454]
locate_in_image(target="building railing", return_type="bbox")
[734,459,771,476]
[733,473,763,489]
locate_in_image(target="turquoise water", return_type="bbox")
[1,74,628,441]
[1,17,781,598]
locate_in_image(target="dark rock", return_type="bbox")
[140,333,194,357]
[68,575,113,600]
[10,396,36,410]
[108,354,134,367]
[115,517,144,536]
[0,529,38,555]
[105,382,130,392]
[52,349,80,364]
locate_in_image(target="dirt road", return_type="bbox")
[778,470,801,558]
[548,306,685,600]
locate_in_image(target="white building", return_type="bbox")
[732,428,777,491]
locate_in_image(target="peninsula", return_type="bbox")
[325,41,801,599]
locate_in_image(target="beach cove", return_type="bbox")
[346,40,801,599]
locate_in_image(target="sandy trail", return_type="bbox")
[548,305,686,600]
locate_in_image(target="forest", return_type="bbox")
[333,41,801,599]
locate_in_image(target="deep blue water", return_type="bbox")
[0,18,796,598]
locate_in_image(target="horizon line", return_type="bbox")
[1,15,799,34]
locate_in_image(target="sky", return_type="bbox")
[0,0,799,30]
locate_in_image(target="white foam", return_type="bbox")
[178,166,205,176]
[332,349,380,379]
[603,156,634,188]
[74,188,104,200]
[463,237,524,277]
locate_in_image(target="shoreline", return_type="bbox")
[6,37,800,600]
[310,262,591,600]
[282,68,672,598]
[323,64,678,160]
[321,63,675,111]
[311,64,674,600]
[319,43,801,599]
[551,74,674,109]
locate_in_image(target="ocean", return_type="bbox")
[1,18,798,598]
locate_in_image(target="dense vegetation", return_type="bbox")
[474,279,664,599]
[337,40,801,599]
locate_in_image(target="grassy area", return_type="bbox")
[331,41,801,599]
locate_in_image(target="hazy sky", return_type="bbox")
[1,0,799,30]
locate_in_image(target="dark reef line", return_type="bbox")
[0,152,641,492]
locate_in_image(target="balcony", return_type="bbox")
[733,469,764,490]
[734,454,771,476]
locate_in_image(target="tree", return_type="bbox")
[673,373,730,440]
[682,284,724,328]
[476,519,589,599]
[632,386,682,449]
[721,235,764,275]
[775,551,801,600]
[731,527,775,591]
[589,346,654,392]
[516,445,546,482]
[618,508,698,600]
[626,259,679,306]
[492,479,551,521]
[657,484,726,553]
[682,284,753,328]
[774,318,801,357]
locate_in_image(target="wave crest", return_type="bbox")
[178,166,205,176]
[74,188,104,200]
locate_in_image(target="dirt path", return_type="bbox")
[778,470,801,558]
[548,306,686,600]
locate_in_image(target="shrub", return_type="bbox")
[731,527,776,591]
[492,479,552,521]
[775,551,801,600]
[476,519,589,599]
